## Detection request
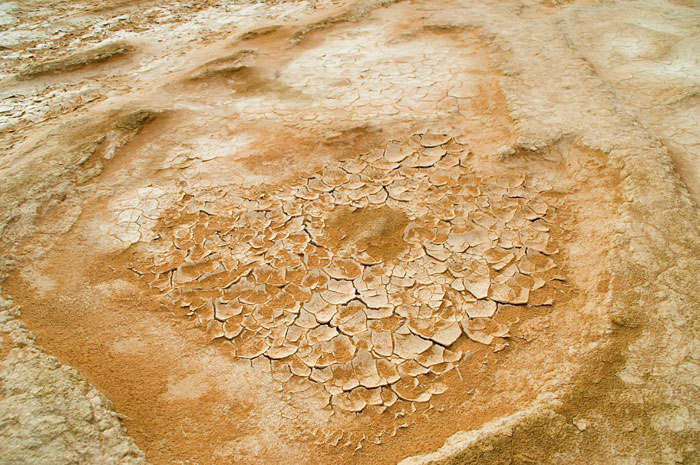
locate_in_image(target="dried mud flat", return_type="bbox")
[0,0,699,464]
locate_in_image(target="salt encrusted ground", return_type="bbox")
[0,0,699,464]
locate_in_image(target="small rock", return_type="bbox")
[573,416,588,432]
[494,146,515,158]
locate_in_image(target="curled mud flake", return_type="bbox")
[282,197,304,217]
[308,324,338,344]
[407,317,436,340]
[295,308,320,329]
[463,276,491,300]
[321,167,351,187]
[174,257,221,284]
[414,283,445,309]
[376,359,401,385]
[422,145,447,159]
[326,257,363,280]
[384,141,411,163]
[403,222,437,246]
[443,140,465,154]
[484,247,516,271]
[354,249,383,265]
[520,228,551,253]
[348,184,382,202]
[340,158,367,175]
[321,279,356,305]
[415,344,445,367]
[367,187,389,205]
[310,366,333,384]
[529,290,554,306]
[301,268,329,289]
[295,185,320,201]
[381,387,398,408]
[470,210,499,231]
[236,335,270,359]
[494,264,518,281]
[289,355,312,377]
[215,299,244,320]
[285,324,307,344]
[387,183,416,202]
[271,249,303,269]
[393,333,433,360]
[206,319,225,339]
[428,198,457,221]
[399,360,430,377]
[345,176,366,191]
[249,235,270,249]
[358,288,390,309]
[464,299,497,319]
[266,344,299,359]
[271,359,294,383]
[371,330,393,357]
[239,287,272,305]
[331,300,368,336]
[285,375,315,394]
[443,347,463,364]
[287,230,311,251]
[299,345,323,369]
[304,294,338,324]
[422,257,448,277]
[371,157,400,171]
[420,133,451,147]
[488,282,529,305]
[430,321,462,346]
[252,305,276,328]
[252,263,286,286]
[431,155,462,173]
[353,266,381,293]
[284,282,312,303]
[444,231,470,253]
[390,275,415,288]
[242,313,263,332]
[152,249,187,274]
[392,376,433,403]
[429,383,448,395]
[307,177,334,193]
[353,350,385,389]
[268,290,300,313]
[193,300,215,323]
[353,330,374,352]
[518,250,556,274]
[365,302,394,320]
[430,362,456,375]
[490,322,510,339]
[362,148,385,163]
[332,390,367,413]
[360,387,384,407]
[322,334,356,365]
[409,151,443,168]
[532,276,546,290]
[460,318,493,345]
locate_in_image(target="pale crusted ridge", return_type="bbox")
[0,294,145,465]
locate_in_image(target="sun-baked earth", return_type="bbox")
[1,0,699,464]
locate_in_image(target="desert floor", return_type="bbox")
[1,0,699,464]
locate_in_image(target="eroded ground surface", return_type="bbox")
[0,0,699,464]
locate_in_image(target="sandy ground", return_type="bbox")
[0,0,698,464]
